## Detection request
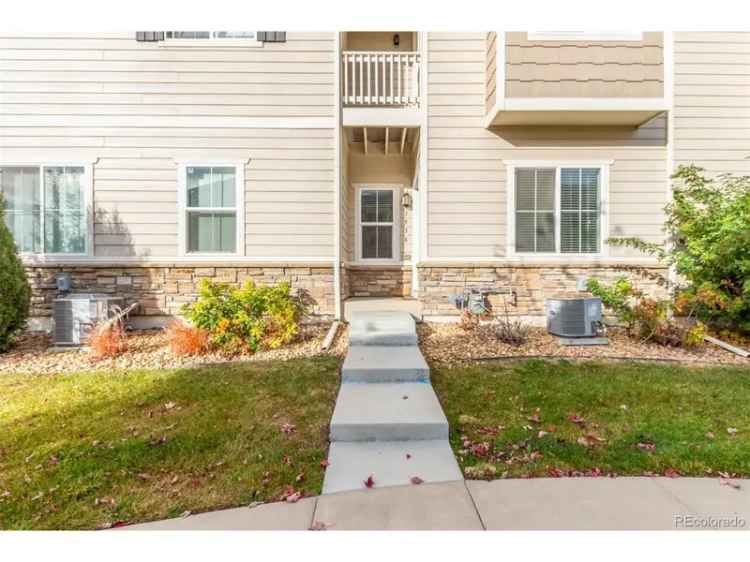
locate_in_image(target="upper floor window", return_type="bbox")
[508,164,608,256]
[0,165,88,255]
[164,32,260,46]
[527,31,644,41]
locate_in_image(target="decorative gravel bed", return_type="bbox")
[0,323,348,375]
[418,323,750,367]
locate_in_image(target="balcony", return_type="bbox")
[341,51,422,128]
[485,32,669,128]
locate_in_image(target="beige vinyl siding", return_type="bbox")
[505,32,664,98]
[486,32,497,113]
[0,32,336,259]
[427,32,667,260]
[674,32,750,175]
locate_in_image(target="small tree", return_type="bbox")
[608,165,750,335]
[0,195,32,351]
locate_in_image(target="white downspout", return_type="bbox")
[333,31,342,319]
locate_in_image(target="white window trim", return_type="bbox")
[505,160,611,260]
[0,161,94,258]
[162,32,262,48]
[527,31,644,42]
[176,161,246,258]
[354,184,401,265]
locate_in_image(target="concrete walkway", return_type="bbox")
[125,477,749,531]
[322,311,462,494]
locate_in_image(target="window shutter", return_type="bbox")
[257,31,287,42]
[135,32,165,42]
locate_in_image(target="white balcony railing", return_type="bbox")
[342,51,421,106]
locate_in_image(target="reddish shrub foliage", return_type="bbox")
[89,326,128,359]
[166,322,209,356]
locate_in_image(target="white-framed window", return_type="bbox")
[163,32,261,47]
[527,31,644,41]
[0,163,92,256]
[505,161,610,258]
[177,162,245,257]
[356,185,400,262]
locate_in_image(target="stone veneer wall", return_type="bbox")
[346,266,412,298]
[418,264,668,318]
[25,264,336,322]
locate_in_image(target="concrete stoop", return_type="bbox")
[323,311,462,495]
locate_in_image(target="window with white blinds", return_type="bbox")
[513,165,603,255]
[560,168,600,253]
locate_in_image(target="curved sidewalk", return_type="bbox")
[125,477,749,531]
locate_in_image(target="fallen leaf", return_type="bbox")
[619,404,629,411]
[537,430,549,438]
[577,432,606,448]
[279,485,302,503]
[527,409,541,423]
[164,402,176,410]
[410,476,424,485]
[547,468,565,478]
[705,432,715,439]
[31,492,44,501]
[170,475,179,484]
[720,479,741,490]
[568,414,586,425]
[664,468,681,478]
[363,475,375,488]
[295,472,305,483]
[637,442,656,452]
[319,459,330,469]
[280,423,296,435]
[309,521,331,531]
[136,473,151,481]
[180,510,191,518]
[727,427,738,436]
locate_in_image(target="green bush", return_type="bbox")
[0,195,32,351]
[180,279,304,354]
[609,165,750,335]
[587,277,705,347]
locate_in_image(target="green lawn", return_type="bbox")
[432,359,750,479]
[0,357,340,530]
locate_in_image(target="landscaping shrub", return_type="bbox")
[88,325,128,358]
[587,277,705,347]
[0,195,32,352]
[495,300,530,346]
[181,279,304,354]
[166,321,209,356]
[609,165,750,335]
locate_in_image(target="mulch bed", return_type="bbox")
[418,323,750,367]
[0,323,348,375]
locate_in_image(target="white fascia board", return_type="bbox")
[0,115,337,129]
[342,107,422,128]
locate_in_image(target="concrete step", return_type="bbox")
[330,382,449,442]
[348,311,418,347]
[344,297,423,323]
[342,345,430,383]
[322,440,463,494]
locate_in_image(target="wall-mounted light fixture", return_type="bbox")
[393,34,400,47]
[401,190,412,208]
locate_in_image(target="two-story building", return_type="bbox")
[1,31,748,329]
